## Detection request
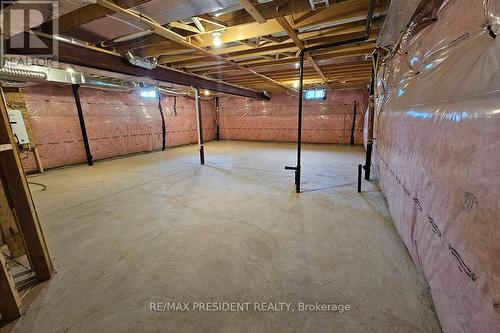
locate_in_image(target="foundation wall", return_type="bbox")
[18,85,215,172]
[219,88,368,144]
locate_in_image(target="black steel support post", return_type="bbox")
[285,50,305,193]
[215,96,220,141]
[71,84,93,166]
[158,92,166,151]
[285,0,376,193]
[358,164,362,193]
[364,51,378,180]
[194,88,205,165]
[350,101,358,146]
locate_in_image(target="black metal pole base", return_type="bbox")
[364,143,373,180]
[358,164,362,192]
[200,146,205,165]
[285,166,300,193]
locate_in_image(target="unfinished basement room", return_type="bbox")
[0,0,498,332]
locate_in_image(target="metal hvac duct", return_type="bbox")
[125,51,158,70]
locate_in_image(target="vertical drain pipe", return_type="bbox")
[350,101,358,146]
[158,92,166,151]
[193,87,205,165]
[71,84,93,166]
[285,0,376,193]
[215,96,220,141]
[285,50,305,193]
[364,51,378,180]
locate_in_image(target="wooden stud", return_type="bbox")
[32,148,44,174]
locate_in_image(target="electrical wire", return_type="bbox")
[28,181,47,191]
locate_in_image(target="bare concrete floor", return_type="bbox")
[12,141,440,332]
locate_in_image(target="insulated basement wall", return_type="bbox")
[219,89,368,144]
[19,85,215,172]
[373,0,499,332]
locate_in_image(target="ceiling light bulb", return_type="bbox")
[294,63,299,68]
[212,31,222,47]
[293,81,299,88]
[204,90,210,96]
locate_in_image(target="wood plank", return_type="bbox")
[0,144,13,152]
[168,22,201,34]
[0,89,52,281]
[0,252,22,320]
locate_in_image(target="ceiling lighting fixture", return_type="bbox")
[139,89,158,98]
[293,81,299,88]
[204,90,210,96]
[212,31,222,47]
[294,63,299,69]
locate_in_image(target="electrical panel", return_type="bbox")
[7,109,30,145]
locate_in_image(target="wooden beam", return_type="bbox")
[275,16,304,49]
[191,44,375,73]
[171,29,377,69]
[219,0,313,27]
[0,253,21,320]
[239,0,266,23]
[197,15,228,28]
[191,17,205,33]
[0,89,52,281]
[275,16,327,84]
[161,23,375,66]
[305,54,327,83]
[294,0,385,28]
[168,22,201,34]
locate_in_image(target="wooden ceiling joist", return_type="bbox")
[239,0,267,23]
[46,0,388,94]
[275,15,327,84]
[95,0,297,92]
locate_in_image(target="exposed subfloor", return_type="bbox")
[11,141,440,332]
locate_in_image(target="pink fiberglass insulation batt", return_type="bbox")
[20,85,215,172]
[372,0,500,332]
[218,88,368,144]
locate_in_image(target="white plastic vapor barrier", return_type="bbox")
[371,0,500,332]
